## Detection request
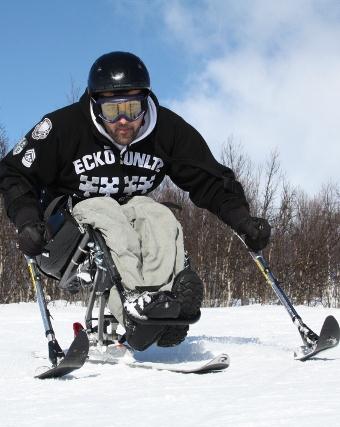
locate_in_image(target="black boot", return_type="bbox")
[124,291,181,319]
[123,290,181,351]
[124,314,165,351]
[157,268,204,347]
[171,267,204,318]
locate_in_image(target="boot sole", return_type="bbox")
[172,269,204,318]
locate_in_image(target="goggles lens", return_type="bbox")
[95,95,146,123]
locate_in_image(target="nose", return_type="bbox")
[117,117,128,125]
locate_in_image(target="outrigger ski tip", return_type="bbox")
[35,330,89,379]
[234,235,340,364]
[294,315,340,361]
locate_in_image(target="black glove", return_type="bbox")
[236,216,271,251]
[218,205,271,251]
[18,222,47,256]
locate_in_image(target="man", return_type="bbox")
[0,51,271,350]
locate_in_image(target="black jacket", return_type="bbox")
[0,91,249,229]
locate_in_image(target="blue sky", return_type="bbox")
[1,0,340,196]
[0,0,192,137]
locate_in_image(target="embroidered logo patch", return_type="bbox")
[32,118,52,140]
[13,137,28,155]
[22,149,36,168]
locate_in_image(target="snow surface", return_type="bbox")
[0,302,339,427]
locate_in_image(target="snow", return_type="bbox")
[0,302,339,427]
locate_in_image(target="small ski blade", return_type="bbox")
[295,315,340,361]
[35,330,89,379]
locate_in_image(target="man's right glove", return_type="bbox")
[18,222,47,256]
[235,216,271,252]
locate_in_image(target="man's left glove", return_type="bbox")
[218,205,271,252]
[18,222,47,256]
[235,216,271,252]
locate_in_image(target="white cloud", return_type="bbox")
[161,0,340,194]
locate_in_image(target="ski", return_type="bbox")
[34,343,229,374]
[154,353,230,374]
[35,330,89,379]
[294,315,340,361]
[88,351,230,374]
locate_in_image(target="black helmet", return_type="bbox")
[88,51,151,95]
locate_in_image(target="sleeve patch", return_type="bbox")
[22,149,36,168]
[12,137,28,155]
[32,118,52,140]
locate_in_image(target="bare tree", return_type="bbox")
[260,148,281,219]
[66,76,82,104]
[0,125,8,159]
[0,123,339,309]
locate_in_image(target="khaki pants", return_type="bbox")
[73,196,185,324]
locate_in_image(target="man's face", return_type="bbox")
[99,89,144,146]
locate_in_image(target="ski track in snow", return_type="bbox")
[0,302,339,427]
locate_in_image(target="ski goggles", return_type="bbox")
[93,94,147,123]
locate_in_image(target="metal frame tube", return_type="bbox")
[26,257,55,338]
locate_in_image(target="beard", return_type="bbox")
[106,123,140,146]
